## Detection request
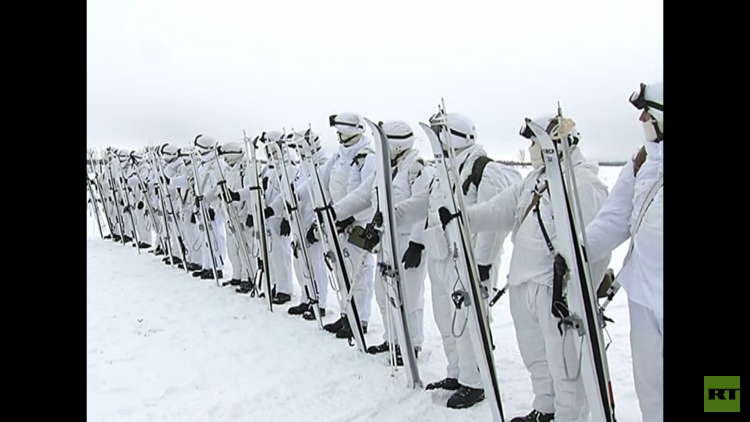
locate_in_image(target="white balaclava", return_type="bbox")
[429,111,477,168]
[529,141,544,170]
[219,141,244,166]
[381,120,415,167]
[329,112,365,147]
[263,131,286,162]
[292,129,324,161]
[630,81,663,143]
[306,129,325,160]
[194,134,218,163]
[521,115,581,170]
[161,143,180,164]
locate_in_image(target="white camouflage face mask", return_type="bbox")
[642,120,659,143]
[529,141,543,170]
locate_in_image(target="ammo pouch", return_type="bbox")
[347,224,381,253]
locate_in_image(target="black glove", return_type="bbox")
[551,254,570,320]
[226,189,240,202]
[306,223,318,244]
[246,213,254,228]
[208,208,216,221]
[154,186,159,196]
[478,264,491,282]
[137,201,144,210]
[262,177,269,191]
[335,216,355,233]
[401,241,425,269]
[264,207,274,219]
[372,210,383,227]
[161,175,170,185]
[280,218,291,236]
[190,213,197,224]
[286,202,293,215]
[438,206,456,229]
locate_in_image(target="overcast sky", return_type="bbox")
[87,0,663,162]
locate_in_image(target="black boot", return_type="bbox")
[390,346,419,367]
[273,292,292,304]
[236,281,256,294]
[336,320,367,338]
[288,302,310,315]
[446,386,485,409]
[323,315,346,333]
[221,278,242,287]
[191,269,204,277]
[425,377,460,391]
[201,269,223,279]
[509,410,554,422]
[138,242,151,249]
[187,263,202,271]
[302,308,325,320]
[367,341,390,354]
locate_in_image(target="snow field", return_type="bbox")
[87,164,641,421]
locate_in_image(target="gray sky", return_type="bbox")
[87,0,663,162]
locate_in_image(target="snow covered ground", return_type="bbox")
[87,164,642,422]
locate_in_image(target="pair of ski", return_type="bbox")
[261,132,325,327]
[278,123,422,387]
[420,100,617,422]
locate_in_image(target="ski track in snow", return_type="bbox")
[87,165,642,422]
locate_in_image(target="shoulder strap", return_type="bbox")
[415,157,425,178]
[621,174,663,266]
[521,180,548,224]
[633,146,648,177]
[351,147,375,169]
[533,193,555,253]
[462,155,494,195]
[632,174,663,236]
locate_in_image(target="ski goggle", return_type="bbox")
[218,146,243,156]
[428,113,474,142]
[329,114,364,132]
[629,83,663,113]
